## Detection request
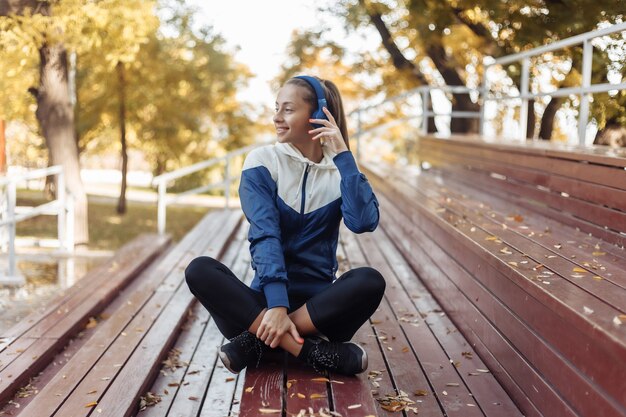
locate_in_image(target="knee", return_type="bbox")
[354,267,386,298]
[184,256,221,290]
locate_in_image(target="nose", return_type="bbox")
[273,111,283,124]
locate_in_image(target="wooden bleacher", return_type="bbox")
[0,136,624,417]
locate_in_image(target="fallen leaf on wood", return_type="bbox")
[347,404,362,409]
[245,386,254,393]
[311,377,329,383]
[85,317,98,329]
[414,389,428,396]
[188,396,199,401]
[376,390,417,413]
[259,408,281,414]
[138,392,161,411]
[85,401,98,408]
[572,267,587,273]
[310,393,327,399]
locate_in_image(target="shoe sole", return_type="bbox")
[355,343,368,374]
[219,348,240,374]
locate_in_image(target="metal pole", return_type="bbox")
[421,89,429,136]
[479,64,489,136]
[157,182,166,235]
[57,171,67,251]
[578,39,593,146]
[224,158,230,209]
[7,180,16,278]
[519,57,531,141]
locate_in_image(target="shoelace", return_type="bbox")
[230,331,264,368]
[306,340,340,373]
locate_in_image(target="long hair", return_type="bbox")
[286,76,350,150]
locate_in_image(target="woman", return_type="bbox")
[184,75,385,375]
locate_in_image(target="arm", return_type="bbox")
[334,150,380,233]
[239,163,290,310]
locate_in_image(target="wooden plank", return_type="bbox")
[14,210,229,417]
[425,161,626,248]
[73,210,242,417]
[402,169,626,312]
[421,144,626,212]
[199,229,253,417]
[410,169,626,285]
[377,194,571,417]
[371,223,532,417]
[332,239,393,417]
[141,219,249,417]
[420,136,626,189]
[376,190,626,417]
[0,233,170,406]
[284,356,331,416]
[366,163,626,360]
[163,222,250,417]
[357,230,499,417]
[425,134,626,169]
[420,147,626,234]
[344,231,458,417]
[1,234,169,341]
[238,349,285,417]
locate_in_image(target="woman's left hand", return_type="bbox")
[308,107,349,155]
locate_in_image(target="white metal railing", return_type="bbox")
[350,85,481,161]
[152,140,273,235]
[481,21,626,144]
[351,22,626,149]
[0,166,74,285]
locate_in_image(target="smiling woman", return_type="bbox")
[184,75,385,376]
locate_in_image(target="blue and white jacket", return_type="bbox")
[239,142,380,310]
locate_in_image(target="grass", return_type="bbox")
[16,194,211,251]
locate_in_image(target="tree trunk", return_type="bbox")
[526,99,536,139]
[538,97,561,139]
[36,43,89,245]
[116,62,128,215]
[2,0,89,245]
[425,43,480,133]
[0,119,6,173]
[594,121,626,147]
[361,0,437,133]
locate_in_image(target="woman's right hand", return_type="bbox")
[257,307,303,348]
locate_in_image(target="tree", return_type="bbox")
[1,0,89,244]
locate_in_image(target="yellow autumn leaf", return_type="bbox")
[310,393,327,399]
[572,267,587,273]
[85,401,98,408]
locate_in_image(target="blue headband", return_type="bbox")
[294,75,328,128]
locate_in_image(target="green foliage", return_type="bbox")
[2,0,257,188]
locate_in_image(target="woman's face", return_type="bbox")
[273,84,313,144]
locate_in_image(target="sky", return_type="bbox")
[191,0,322,108]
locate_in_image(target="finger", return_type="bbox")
[256,323,265,340]
[290,326,303,344]
[322,106,337,123]
[309,118,333,127]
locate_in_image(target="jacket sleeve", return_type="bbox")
[239,162,290,310]
[333,150,380,233]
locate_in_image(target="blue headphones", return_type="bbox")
[294,75,328,129]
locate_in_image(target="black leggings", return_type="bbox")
[184,256,386,342]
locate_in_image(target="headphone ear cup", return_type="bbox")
[310,109,327,129]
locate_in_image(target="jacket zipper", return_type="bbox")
[300,164,311,226]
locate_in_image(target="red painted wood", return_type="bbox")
[0,233,170,407]
[368,177,624,416]
[14,210,230,417]
[239,349,286,417]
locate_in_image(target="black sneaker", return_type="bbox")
[303,336,368,375]
[219,331,265,374]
